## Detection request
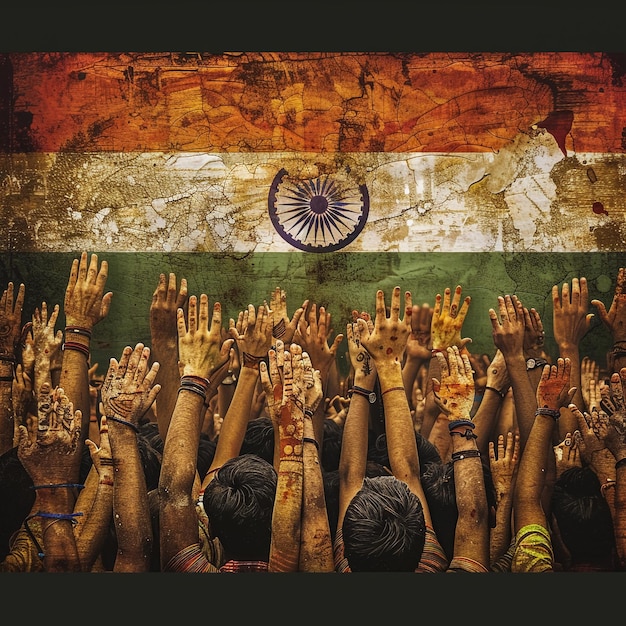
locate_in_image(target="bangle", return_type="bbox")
[615,458,626,471]
[64,326,92,338]
[303,437,319,451]
[106,415,140,433]
[349,386,377,403]
[451,449,481,462]
[381,386,405,396]
[273,318,287,339]
[30,483,84,490]
[0,376,13,382]
[99,478,114,486]
[62,341,90,358]
[0,355,16,363]
[448,419,475,431]
[535,407,561,420]
[304,408,314,418]
[181,374,210,388]
[242,352,265,370]
[178,383,207,401]
[485,386,506,399]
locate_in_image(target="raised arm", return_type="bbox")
[159,294,229,569]
[512,358,575,572]
[17,385,83,571]
[432,345,490,570]
[267,286,308,345]
[552,277,594,437]
[0,281,25,455]
[101,343,161,572]
[201,303,272,488]
[60,252,113,443]
[489,295,537,453]
[149,272,188,442]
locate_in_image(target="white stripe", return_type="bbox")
[1,136,623,253]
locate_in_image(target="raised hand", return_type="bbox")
[406,302,434,361]
[63,251,112,330]
[591,267,626,342]
[536,357,576,412]
[100,344,161,429]
[431,345,475,421]
[581,356,602,412]
[522,306,546,356]
[267,286,308,345]
[552,277,594,349]
[431,285,471,352]
[295,302,343,377]
[0,281,25,361]
[18,385,82,484]
[31,301,63,390]
[553,431,582,477]
[229,303,273,370]
[489,295,525,359]
[489,430,520,505]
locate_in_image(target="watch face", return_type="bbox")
[268,168,369,252]
[527,358,536,369]
[368,392,376,403]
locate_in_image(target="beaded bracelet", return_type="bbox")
[24,511,84,559]
[451,449,481,462]
[106,415,140,433]
[535,407,561,420]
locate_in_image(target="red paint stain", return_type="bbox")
[536,110,573,156]
[386,348,393,355]
[592,201,608,215]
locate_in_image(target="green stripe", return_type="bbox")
[1,251,622,373]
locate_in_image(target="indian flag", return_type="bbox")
[1,52,625,370]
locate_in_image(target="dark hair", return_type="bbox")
[197,434,217,480]
[342,475,426,572]
[421,458,496,562]
[202,453,277,561]
[551,466,617,568]
[321,419,344,472]
[239,417,274,465]
[368,431,442,473]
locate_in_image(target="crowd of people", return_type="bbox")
[1,250,626,573]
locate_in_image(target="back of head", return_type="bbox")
[368,431,442,474]
[203,453,277,562]
[239,417,274,465]
[342,475,426,572]
[421,458,496,562]
[551,466,617,567]
[321,419,344,471]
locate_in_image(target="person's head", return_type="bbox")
[321,419,344,472]
[421,458,497,562]
[202,453,277,562]
[368,430,442,473]
[197,434,217,479]
[550,466,617,570]
[239,417,274,465]
[342,475,426,572]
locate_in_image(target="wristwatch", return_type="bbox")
[526,357,548,371]
[349,386,377,403]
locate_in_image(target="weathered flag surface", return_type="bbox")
[1,52,625,366]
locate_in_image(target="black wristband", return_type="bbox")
[535,407,560,420]
[615,458,626,471]
[451,449,481,462]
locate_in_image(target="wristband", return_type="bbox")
[303,437,319,451]
[242,352,265,370]
[615,458,626,471]
[485,386,506,399]
[62,341,90,358]
[381,386,405,396]
[451,449,481,462]
[349,385,376,403]
[535,407,560,420]
[106,415,140,433]
[448,419,475,431]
